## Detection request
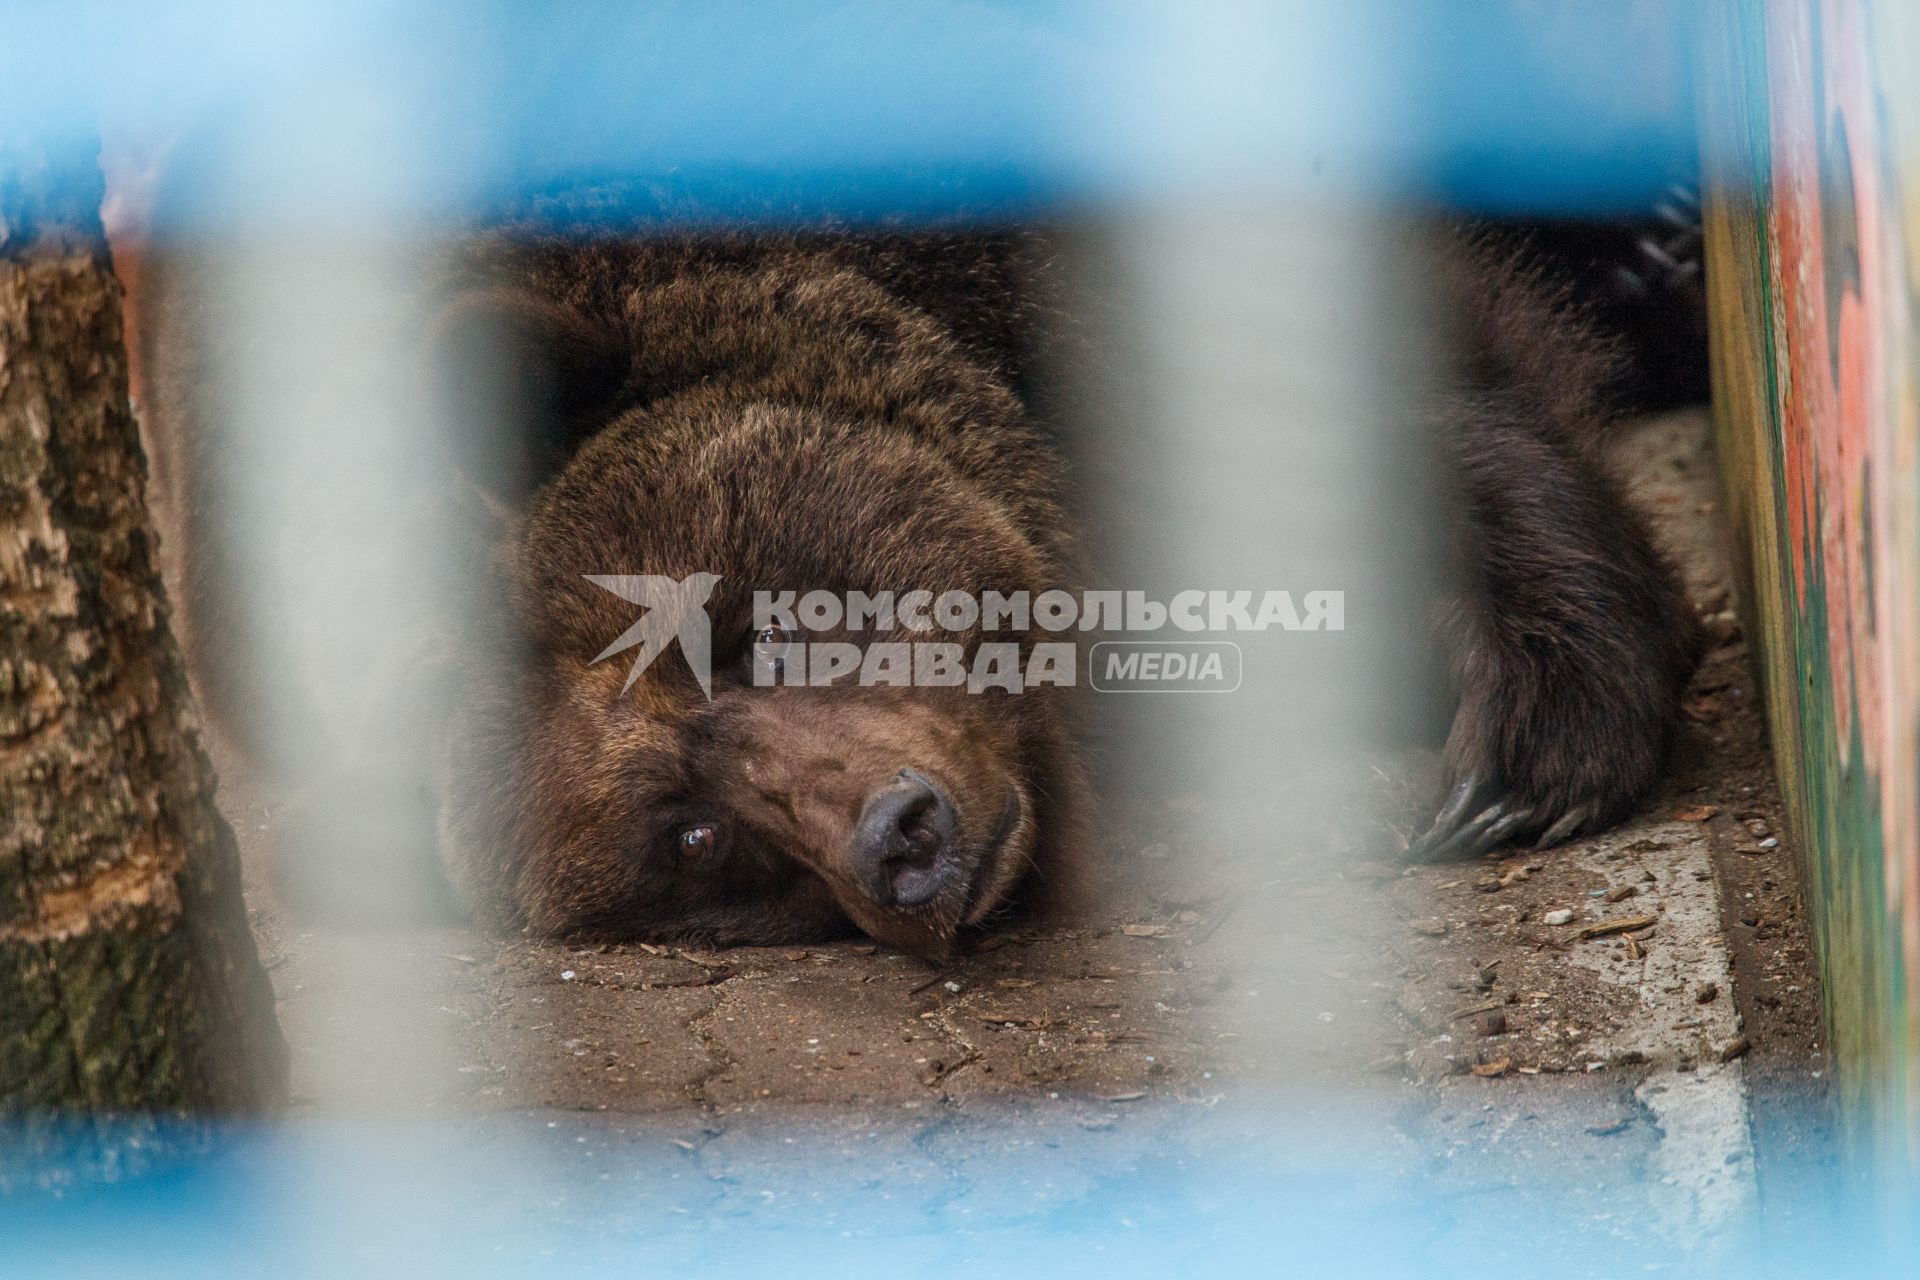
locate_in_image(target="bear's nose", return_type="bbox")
[850,769,961,908]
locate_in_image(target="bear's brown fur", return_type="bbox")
[428,230,1091,956]
[1405,231,1701,860]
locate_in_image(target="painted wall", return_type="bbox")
[1702,0,1920,1169]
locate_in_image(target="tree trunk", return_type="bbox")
[0,130,287,1188]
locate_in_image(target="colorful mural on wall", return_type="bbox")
[1702,0,1920,1170]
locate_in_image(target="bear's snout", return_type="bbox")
[849,768,962,908]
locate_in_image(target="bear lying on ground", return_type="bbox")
[144,223,1697,955]
[428,231,1091,957]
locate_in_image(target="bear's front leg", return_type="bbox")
[1405,396,1700,862]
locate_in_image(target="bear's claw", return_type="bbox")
[1406,787,1533,864]
[1405,781,1596,864]
[1530,806,1589,852]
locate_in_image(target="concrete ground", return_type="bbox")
[217,408,1834,1271]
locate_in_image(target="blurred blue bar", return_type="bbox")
[0,1108,1904,1280]
[1,0,1704,230]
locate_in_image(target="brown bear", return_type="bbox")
[425,230,1091,957]
[141,221,1696,955]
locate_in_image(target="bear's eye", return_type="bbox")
[748,624,792,682]
[677,823,721,860]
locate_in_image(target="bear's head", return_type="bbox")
[433,271,1087,958]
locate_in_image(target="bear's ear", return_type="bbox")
[425,288,631,502]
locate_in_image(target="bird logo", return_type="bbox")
[586,573,724,700]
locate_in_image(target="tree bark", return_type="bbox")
[0,130,287,1188]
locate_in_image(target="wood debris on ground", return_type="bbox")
[1577,914,1660,940]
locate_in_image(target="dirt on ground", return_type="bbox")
[215,407,1833,1263]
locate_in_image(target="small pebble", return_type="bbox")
[1758,837,1779,849]
[1605,885,1638,903]
[1695,983,1719,1004]
[560,970,577,982]
[1543,909,1575,926]
[1475,1012,1507,1037]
